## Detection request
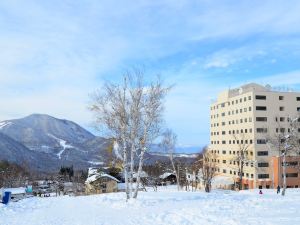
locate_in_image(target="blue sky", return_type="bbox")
[0,0,300,148]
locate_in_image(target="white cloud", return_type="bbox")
[0,0,300,146]
[203,47,267,69]
[254,70,300,87]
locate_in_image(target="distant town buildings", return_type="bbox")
[209,83,300,189]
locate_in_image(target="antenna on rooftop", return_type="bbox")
[265,84,272,91]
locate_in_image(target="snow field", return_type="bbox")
[1,187,300,225]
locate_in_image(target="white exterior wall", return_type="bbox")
[209,83,300,188]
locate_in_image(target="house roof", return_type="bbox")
[86,167,120,184]
[132,171,148,178]
[0,187,26,195]
[159,172,176,179]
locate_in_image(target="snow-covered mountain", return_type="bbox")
[0,114,199,172]
[0,114,95,153]
[0,114,110,172]
[148,144,202,155]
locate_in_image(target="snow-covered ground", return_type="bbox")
[1,187,300,225]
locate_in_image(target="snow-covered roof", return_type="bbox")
[132,171,148,178]
[86,172,120,184]
[88,167,99,176]
[0,187,26,195]
[159,172,175,179]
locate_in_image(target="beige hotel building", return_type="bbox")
[209,83,300,189]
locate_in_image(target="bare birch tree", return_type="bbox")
[132,77,170,198]
[89,68,170,200]
[202,147,218,192]
[231,133,256,190]
[266,116,300,196]
[160,129,181,190]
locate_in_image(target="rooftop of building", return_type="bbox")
[212,83,300,104]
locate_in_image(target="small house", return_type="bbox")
[85,168,120,194]
[159,172,177,185]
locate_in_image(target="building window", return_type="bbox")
[257,139,267,144]
[223,169,227,173]
[249,107,252,111]
[257,151,268,156]
[285,173,298,178]
[297,107,300,112]
[222,131,226,135]
[280,117,285,122]
[222,150,226,154]
[258,162,269,167]
[279,96,284,100]
[279,106,284,111]
[285,161,298,167]
[256,106,267,111]
[248,96,251,100]
[256,117,267,122]
[258,174,269,179]
[223,160,226,163]
[256,95,266,100]
[222,141,226,144]
[257,128,267,133]
[297,97,300,101]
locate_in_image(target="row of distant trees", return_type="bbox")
[0,161,29,188]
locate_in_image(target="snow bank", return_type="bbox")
[1,187,300,225]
